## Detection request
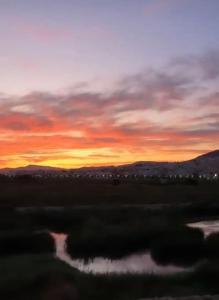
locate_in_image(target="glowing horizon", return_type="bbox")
[1,149,213,170]
[0,0,219,168]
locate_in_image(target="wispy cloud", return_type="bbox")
[0,50,218,167]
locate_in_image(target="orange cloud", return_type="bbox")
[0,51,219,168]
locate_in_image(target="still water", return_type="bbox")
[51,220,219,274]
[50,232,190,275]
[50,220,219,274]
[187,220,219,237]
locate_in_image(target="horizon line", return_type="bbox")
[1,149,218,171]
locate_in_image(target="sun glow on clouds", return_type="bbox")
[0,50,219,168]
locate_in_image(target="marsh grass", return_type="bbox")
[0,231,55,256]
[0,179,218,206]
[1,254,219,300]
[66,220,205,262]
[205,232,219,259]
[0,183,219,299]
[65,213,172,258]
[150,227,205,266]
[0,254,79,300]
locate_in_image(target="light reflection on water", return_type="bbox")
[187,220,219,237]
[50,232,189,275]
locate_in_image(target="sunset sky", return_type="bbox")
[0,0,219,168]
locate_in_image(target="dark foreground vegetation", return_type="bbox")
[0,180,218,299]
[0,177,218,206]
[2,254,219,300]
[66,220,205,263]
[0,231,54,256]
[66,221,219,267]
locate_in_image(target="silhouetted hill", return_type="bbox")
[0,150,218,177]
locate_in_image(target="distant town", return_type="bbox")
[0,150,218,183]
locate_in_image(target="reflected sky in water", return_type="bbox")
[188,220,219,238]
[50,232,190,275]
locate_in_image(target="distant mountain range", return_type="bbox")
[0,150,219,177]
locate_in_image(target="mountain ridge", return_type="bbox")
[1,150,218,171]
[0,150,218,176]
